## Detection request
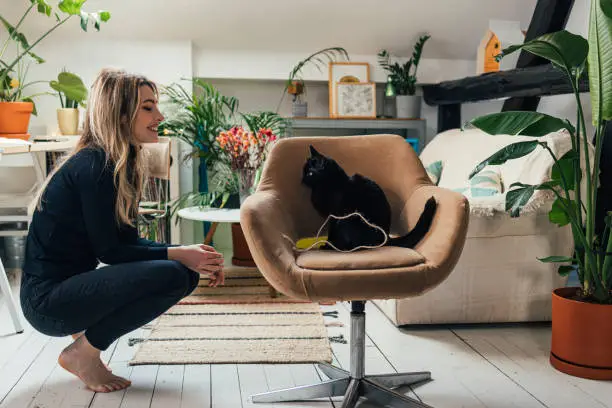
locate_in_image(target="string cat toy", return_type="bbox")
[285,145,437,253]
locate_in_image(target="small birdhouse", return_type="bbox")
[477,20,525,75]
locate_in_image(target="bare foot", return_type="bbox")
[71,332,111,372]
[59,335,130,393]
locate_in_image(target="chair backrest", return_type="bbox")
[257,134,431,238]
[142,137,171,180]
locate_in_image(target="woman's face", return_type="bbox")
[132,85,164,144]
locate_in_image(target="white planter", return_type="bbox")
[57,108,79,135]
[396,95,421,119]
[292,101,308,117]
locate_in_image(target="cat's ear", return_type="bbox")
[309,145,322,158]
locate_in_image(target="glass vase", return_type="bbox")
[237,168,257,205]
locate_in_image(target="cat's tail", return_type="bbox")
[387,196,437,248]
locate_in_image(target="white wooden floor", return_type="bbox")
[1,274,611,408]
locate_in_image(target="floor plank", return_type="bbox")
[0,336,65,408]
[0,331,51,405]
[150,365,184,408]
[365,302,546,408]
[454,326,612,408]
[211,365,242,408]
[180,365,211,408]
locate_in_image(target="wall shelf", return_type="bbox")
[286,117,426,152]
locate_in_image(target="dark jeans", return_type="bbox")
[20,260,199,350]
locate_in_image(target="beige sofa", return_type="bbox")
[373,128,574,325]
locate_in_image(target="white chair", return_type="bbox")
[138,137,172,243]
[0,150,31,335]
[0,257,24,334]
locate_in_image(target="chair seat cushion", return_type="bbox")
[296,246,425,270]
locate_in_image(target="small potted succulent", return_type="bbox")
[50,70,88,135]
[378,34,430,118]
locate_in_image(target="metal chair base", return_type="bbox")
[252,363,432,407]
[251,301,434,407]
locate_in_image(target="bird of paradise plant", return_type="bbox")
[466,0,612,304]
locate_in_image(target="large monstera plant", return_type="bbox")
[467,1,612,304]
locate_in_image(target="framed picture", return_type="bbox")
[329,62,370,117]
[335,82,377,118]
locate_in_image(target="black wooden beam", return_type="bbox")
[422,64,588,107]
[438,104,461,132]
[502,0,575,112]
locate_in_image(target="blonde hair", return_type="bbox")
[34,68,157,227]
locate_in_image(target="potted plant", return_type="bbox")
[0,55,49,139]
[277,47,349,117]
[50,70,87,135]
[466,0,612,380]
[158,79,239,197]
[378,34,430,119]
[0,0,110,137]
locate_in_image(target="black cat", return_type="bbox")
[302,145,437,251]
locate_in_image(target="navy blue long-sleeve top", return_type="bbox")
[23,146,169,281]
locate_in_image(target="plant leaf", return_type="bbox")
[589,0,612,124]
[50,71,88,103]
[0,16,45,64]
[506,184,536,217]
[89,12,101,30]
[551,149,578,190]
[549,197,575,226]
[58,0,87,15]
[538,256,574,263]
[470,141,540,178]
[468,111,574,136]
[558,265,577,276]
[499,30,588,70]
[100,11,111,22]
[80,11,88,31]
[21,97,37,115]
[34,0,52,16]
[601,0,612,19]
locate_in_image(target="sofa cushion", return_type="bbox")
[419,128,574,216]
[454,166,504,198]
[296,246,425,270]
[424,160,443,185]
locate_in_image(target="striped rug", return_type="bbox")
[128,265,335,365]
[179,266,309,304]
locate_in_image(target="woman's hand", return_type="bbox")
[168,244,225,287]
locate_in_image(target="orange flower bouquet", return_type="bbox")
[216,126,278,203]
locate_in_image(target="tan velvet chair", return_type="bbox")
[240,134,469,408]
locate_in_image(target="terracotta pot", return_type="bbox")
[287,81,304,96]
[0,102,33,135]
[550,287,612,380]
[231,223,256,267]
